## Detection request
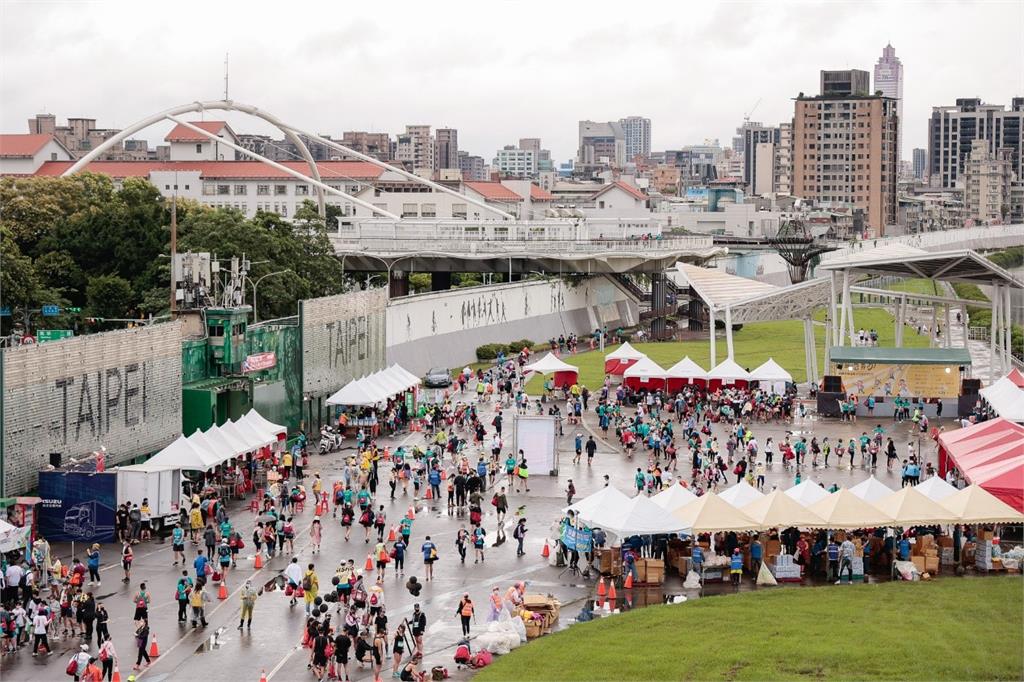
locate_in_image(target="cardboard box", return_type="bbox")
[925,557,939,573]
[646,559,665,585]
[938,536,954,548]
[524,621,542,638]
[911,556,926,573]
[765,540,781,556]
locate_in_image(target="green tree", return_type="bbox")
[86,275,134,319]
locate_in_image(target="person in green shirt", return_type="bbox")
[505,454,517,486]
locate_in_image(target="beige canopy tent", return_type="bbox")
[718,480,765,507]
[740,490,827,530]
[939,484,1024,524]
[873,486,961,525]
[671,492,758,532]
[806,489,896,529]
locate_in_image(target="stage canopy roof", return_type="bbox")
[819,247,1024,287]
[829,346,971,366]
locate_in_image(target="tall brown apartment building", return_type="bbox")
[792,70,899,237]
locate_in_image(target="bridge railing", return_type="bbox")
[819,224,1024,263]
[330,234,714,254]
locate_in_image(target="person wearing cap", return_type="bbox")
[730,548,743,586]
[217,538,232,575]
[573,433,583,464]
[238,579,261,631]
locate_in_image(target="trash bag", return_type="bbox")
[511,615,527,643]
[756,562,777,586]
[682,570,701,589]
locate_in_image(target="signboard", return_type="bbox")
[242,351,277,373]
[1,322,183,496]
[37,329,73,344]
[37,471,117,543]
[512,415,558,476]
[0,306,10,317]
[300,288,387,396]
[41,305,60,317]
[561,522,593,553]
[833,362,961,399]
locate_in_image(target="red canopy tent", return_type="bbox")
[622,357,667,392]
[665,356,708,392]
[524,353,580,390]
[937,418,1024,512]
[1005,367,1024,388]
[604,342,647,375]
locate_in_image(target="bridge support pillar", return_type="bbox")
[389,270,409,298]
[431,272,452,292]
[650,272,668,340]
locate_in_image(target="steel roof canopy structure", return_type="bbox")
[819,248,1024,286]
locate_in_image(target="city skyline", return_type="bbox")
[1,1,1021,163]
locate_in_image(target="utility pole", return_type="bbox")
[224,53,230,100]
[169,194,177,317]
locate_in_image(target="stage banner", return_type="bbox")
[37,471,117,543]
[834,362,960,399]
[561,523,593,552]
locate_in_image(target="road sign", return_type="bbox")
[41,304,61,317]
[0,306,10,316]
[37,329,73,343]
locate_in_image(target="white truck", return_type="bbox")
[115,465,184,535]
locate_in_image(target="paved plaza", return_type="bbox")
[0,380,959,682]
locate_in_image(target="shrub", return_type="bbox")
[475,343,507,361]
[510,339,535,352]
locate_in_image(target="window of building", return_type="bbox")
[217,185,230,195]
[420,203,437,218]
[280,204,287,217]
[402,203,418,218]
[274,185,287,195]
[202,183,217,195]
[257,184,270,195]
[295,184,309,196]
[195,143,203,154]
[234,185,247,195]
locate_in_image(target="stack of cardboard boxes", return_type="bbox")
[597,547,622,577]
[521,594,561,639]
[939,536,955,567]
[771,553,802,581]
[635,558,665,585]
[975,530,995,571]
[910,534,940,574]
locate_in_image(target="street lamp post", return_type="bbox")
[248,270,290,323]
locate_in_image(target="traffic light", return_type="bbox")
[67,307,82,313]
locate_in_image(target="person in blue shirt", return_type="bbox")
[749,539,763,576]
[194,550,209,584]
[87,544,102,586]
[691,543,704,576]
[862,535,872,575]
[729,548,744,584]
[622,547,638,585]
[421,536,437,582]
[574,434,583,464]
[428,468,441,501]
[898,535,911,561]
[826,539,840,582]
[172,523,186,567]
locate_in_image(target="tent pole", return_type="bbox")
[829,271,839,346]
[990,287,999,383]
[725,306,734,361]
[709,308,717,368]
[838,270,848,348]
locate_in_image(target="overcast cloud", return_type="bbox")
[1,0,1022,162]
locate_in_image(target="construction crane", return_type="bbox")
[743,98,762,124]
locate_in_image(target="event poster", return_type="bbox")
[37,471,117,543]
[561,522,593,552]
[833,362,960,399]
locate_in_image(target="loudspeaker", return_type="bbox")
[816,392,847,418]
[961,379,981,396]
[49,452,62,468]
[822,375,843,393]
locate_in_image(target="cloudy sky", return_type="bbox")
[1,0,1021,162]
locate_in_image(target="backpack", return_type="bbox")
[454,643,471,664]
[301,575,313,591]
[66,657,79,676]
[136,595,147,610]
[472,651,492,668]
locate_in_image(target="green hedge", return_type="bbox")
[475,339,535,361]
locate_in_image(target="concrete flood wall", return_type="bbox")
[386,276,638,375]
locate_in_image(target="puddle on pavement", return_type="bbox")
[193,626,228,653]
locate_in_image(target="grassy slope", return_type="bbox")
[478,578,1024,682]
[885,278,942,296]
[525,308,928,390]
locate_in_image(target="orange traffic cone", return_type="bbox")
[597,577,606,596]
[541,541,550,558]
[218,582,228,600]
[407,506,416,520]
[624,572,634,589]
[365,554,374,571]
[149,634,160,657]
[387,526,396,542]
[254,552,263,570]
[259,669,268,682]
[112,667,122,682]
[608,582,617,601]
[425,487,433,500]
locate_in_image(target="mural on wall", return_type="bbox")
[300,288,387,397]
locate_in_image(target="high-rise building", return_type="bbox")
[774,122,793,195]
[396,125,434,173]
[912,148,927,180]
[341,132,392,161]
[739,121,780,194]
[963,141,1013,224]
[792,71,900,236]
[493,145,537,177]
[874,44,903,159]
[27,113,123,160]
[619,116,652,160]
[519,138,541,152]
[577,121,625,175]
[435,128,458,169]
[820,69,871,97]
[458,151,487,181]
[928,98,1023,190]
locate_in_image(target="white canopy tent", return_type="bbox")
[652,483,698,512]
[666,357,707,384]
[785,479,831,506]
[979,376,1024,422]
[186,429,233,467]
[206,422,251,457]
[563,486,631,518]
[241,409,287,439]
[326,364,420,407]
[524,353,578,375]
[718,480,765,507]
[145,435,221,471]
[706,358,750,385]
[579,494,681,536]
[622,356,667,380]
[749,358,793,394]
[848,476,896,503]
[221,417,275,451]
[605,341,647,361]
[914,476,958,503]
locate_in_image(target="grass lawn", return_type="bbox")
[883,278,943,296]
[524,308,929,391]
[478,578,1024,681]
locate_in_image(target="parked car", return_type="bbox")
[424,367,452,388]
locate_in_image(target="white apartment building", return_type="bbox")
[165,121,239,161]
[396,125,434,174]
[619,116,652,160]
[963,142,1014,224]
[493,146,538,177]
